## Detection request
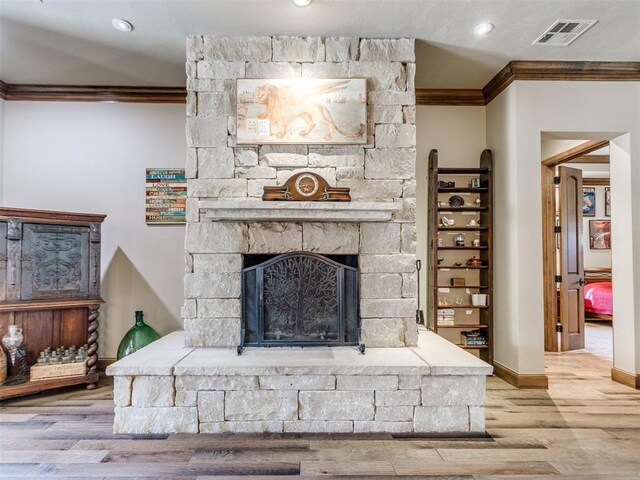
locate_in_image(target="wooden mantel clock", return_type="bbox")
[263,171,351,202]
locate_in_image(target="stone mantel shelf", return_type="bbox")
[199,200,402,222]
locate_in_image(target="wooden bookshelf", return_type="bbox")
[428,149,494,364]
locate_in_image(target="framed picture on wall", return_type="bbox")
[236,78,367,145]
[605,187,611,217]
[582,187,596,217]
[589,220,611,250]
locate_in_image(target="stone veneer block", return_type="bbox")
[248,222,302,253]
[186,35,204,61]
[299,391,374,420]
[187,178,248,198]
[197,148,235,179]
[197,391,224,422]
[354,421,413,433]
[196,61,245,79]
[192,253,242,273]
[175,390,197,407]
[413,406,470,432]
[198,298,241,318]
[182,299,196,319]
[186,117,229,147]
[131,376,175,408]
[469,406,486,432]
[365,148,416,180]
[360,318,405,347]
[403,105,416,124]
[336,179,403,201]
[361,299,417,318]
[184,272,240,298]
[183,318,241,347]
[360,223,401,254]
[337,375,398,391]
[234,148,259,167]
[360,254,416,273]
[203,36,271,61]
[403,318,419,347]
[176,375,258,391]
[245,62,302,78]
[398,375,421,390]
[308,147,364,168]
[375,405,414,422]
[186,148,197,178]
[197,92,235,118]
[113,376,132,407]
[248,179,278,197]
[186,222,248,254]
[325,37,359,61]
[284,421,353,433]
[114,407,198,434]
[421,376,486,406]
[225,390,298,421]
[360,273,403,299]
[349,61,407,91]
[375,124,416,149]
[370,105,404,124]
[401,225,417,254]
[375,389,421,406]
[259,375,336,390]
[200,421,283,433]
[236,166,277,179]
[302,223,359,254]
[359,38,415,62]
[368,91,415,105]
[302,62,349,78]
[402,273,417,298]
[393,198,417,223]
[259,145,308,167]
[273,36,325,62]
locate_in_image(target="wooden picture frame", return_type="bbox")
[236,78,367,145]
[589,220,611,249]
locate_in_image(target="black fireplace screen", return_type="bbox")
[240,252,360,352]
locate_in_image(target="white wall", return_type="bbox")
[415,106,486,327]
[1,101,186,358]
[487,81,640,375]
[0,99,5,202]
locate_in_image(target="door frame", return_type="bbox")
[541,140,609,352]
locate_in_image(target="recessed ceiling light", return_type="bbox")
[112,18,133,32]
[473,23,494,36]
[293,0,313,6]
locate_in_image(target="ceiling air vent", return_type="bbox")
[533,19,597,46]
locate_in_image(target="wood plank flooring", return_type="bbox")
[1,325,639,478]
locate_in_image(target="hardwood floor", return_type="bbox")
[1,336,639,479]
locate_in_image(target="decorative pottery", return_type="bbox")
[117,311,161,360]
[2,326,28,384]
[471,294,488,306]
[448,195,464,207]
[466,256,483,267]
[454,233,465,246]
[441,216,455,227]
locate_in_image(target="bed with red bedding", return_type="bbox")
[584,281,613,319]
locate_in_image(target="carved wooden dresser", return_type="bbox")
[0,208,106,398]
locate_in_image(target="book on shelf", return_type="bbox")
[437,308,455,326]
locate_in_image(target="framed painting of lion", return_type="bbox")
[236,78,367,145]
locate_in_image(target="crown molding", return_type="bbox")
[414,89,484,106]
[0,82,186,103]
[417,61,640,106]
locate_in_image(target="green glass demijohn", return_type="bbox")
[117,311,161,360]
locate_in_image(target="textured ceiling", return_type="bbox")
[0,0,638,88]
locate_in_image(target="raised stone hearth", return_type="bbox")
[107,328,492,434]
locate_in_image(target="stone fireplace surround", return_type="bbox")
[107,36,492,434]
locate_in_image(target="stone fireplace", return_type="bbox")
[182,35,419,350]
[106,36,492,435]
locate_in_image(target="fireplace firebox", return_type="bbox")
[239,252,362,354]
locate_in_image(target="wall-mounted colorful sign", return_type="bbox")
[145,168,186,224]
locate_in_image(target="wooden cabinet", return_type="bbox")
[0,208,105,399]
[427,150,494,364]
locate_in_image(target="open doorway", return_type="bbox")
[541,139,614,374]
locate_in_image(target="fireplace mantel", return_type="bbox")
[199,200,402,222]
